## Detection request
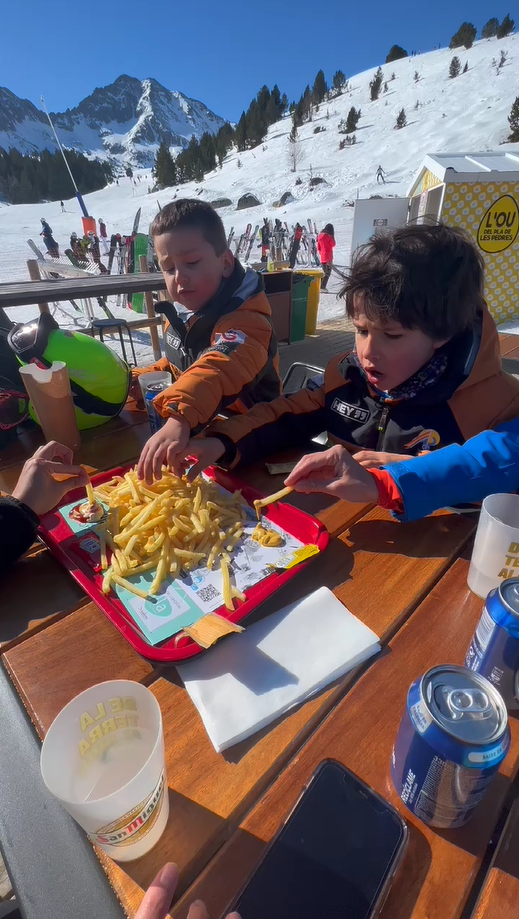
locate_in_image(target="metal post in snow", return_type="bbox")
[40,95,89,219]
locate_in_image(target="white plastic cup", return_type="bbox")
[40,681,168,862]
[468,494,519,599]
[138,371,172,401]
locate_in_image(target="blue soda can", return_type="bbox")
[466,579,519,710]
[391,665,509,828]
[145,382,167,434]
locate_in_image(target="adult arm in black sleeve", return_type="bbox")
[0,497,40,574]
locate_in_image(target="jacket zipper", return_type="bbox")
[376,405,390,450]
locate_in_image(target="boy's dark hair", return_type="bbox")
[150,199,228,255]
[341,223,485,339]
[323,223,335,237]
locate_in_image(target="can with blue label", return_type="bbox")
[391,665,509,828]
[466,579,519,710]
[145,382,167,434]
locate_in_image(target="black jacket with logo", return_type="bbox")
[209,306,519,464]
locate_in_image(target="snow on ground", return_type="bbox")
[1,34,518,365]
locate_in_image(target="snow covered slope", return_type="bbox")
[0,75,226,166]
[1,34,518,332]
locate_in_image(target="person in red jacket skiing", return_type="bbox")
[317,223,335,292]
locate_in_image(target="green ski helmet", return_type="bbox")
[8,314,130,430]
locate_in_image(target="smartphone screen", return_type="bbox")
[230,761,407,919]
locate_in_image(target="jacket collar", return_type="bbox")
[342,309,486,407]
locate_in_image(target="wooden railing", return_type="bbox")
[0,259,168,360]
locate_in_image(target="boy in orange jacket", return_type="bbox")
[133,200,281,483]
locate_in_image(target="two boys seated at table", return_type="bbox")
[166,222,519,485]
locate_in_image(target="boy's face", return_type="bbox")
[353,298,448,392]
[155,229,234,312]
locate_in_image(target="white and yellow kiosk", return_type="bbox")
[408,152,519,324]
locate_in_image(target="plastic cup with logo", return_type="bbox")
[468,494,519,599]
[137,371,172,402]
[40,680,168,862]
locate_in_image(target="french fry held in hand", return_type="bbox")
[70,468,104,523]
[91,468,247,607]
[253,486,294,520]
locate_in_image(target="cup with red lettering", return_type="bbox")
[468,494,519,599]
[40,680,168,861]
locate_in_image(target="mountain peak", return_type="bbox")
[0,76,226,166]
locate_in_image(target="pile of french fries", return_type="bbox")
[92,468,248,610]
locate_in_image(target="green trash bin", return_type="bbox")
[290,274,312,343]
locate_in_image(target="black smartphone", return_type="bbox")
[227,760,407,919]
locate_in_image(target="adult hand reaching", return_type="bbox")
[134,862,240,919]
[11,441,89,517]
[284,444,379,504]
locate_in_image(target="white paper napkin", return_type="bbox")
[178,587,381,752]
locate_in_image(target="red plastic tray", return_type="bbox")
[38,465,329,663]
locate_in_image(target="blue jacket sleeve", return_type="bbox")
[386,418,519,522]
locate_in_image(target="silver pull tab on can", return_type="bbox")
[444,686,492,719]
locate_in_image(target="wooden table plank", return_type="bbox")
[1,601,154,737]
[470,793,519,919]
[502,345,519,363]
[0,272,166,307]
[178,555,517,919]
[90,510,474,913]
[498,333,519,356]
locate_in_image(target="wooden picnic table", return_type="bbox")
[0,403,517,919]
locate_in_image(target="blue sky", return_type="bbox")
[1,0,513,122]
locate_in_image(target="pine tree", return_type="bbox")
[370,67,384,101]
[312,70,328,104]
[497,14,514,38]
[344,107,361,132]
[386,44,408,63]
[509,96,519,141]
[395,108,407,129]
[332,70,347,95]
[463,61,469,73]
[235,112,248,151]
[449,56,462,78]
[481,17,499,38]
[288,124,300,172]
[154,141,177,187]
[414,70,420,82]
[199,132,216,174]
[449,22,477,49]
[301,85,313,121]
[214,122,234,167]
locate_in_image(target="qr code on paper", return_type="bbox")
[197,584,221,604]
